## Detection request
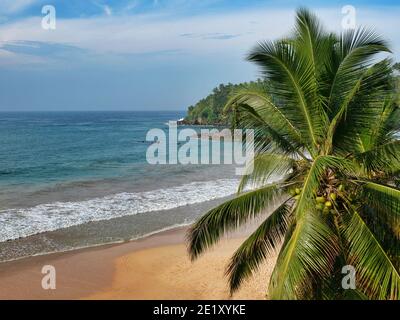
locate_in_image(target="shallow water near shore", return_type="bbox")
[0,197,232,262]
[0,111,240,262]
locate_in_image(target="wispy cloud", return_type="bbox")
[123,1,140,12]
[0,40,91,67]
[0,40,87,57]
[92,1,113,16]
[180,32,241,40]
[0,0,38,14]
[0,1,399,111]
[0,5,399,66]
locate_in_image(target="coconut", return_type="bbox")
[325,201,332,208]
[316,196,325,203]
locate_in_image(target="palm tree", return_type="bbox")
[187,8,400,300]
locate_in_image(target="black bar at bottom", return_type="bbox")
[0,300,397,318]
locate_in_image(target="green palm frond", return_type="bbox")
[327,28,390,117]
[226,201,293,293]
[342,208,400,299]
[187,184,285,260]
[362,182,400,215]
[247,40,323,154]
[234,103,301,156]
[295,155,354,216]
[187,7,399,300]
[361,182,400,237]
[237,153,296,193]
[332,63,394,155]
[354,138,400,175]
[294,8,330,72]
[363,81,398,148]
[360,206,400,269]
[269,211,339,299]
[224,86,304,149]
[326,60,393,154]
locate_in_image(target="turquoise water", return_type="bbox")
[0,111,179,192]
[0,111,238,260]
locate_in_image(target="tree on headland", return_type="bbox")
[187,8,400,299]
[184,80,266,125]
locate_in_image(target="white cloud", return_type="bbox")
[0,6,398,65]
[0,0,38,14]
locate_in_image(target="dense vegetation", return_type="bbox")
[184,80,266,125]
[188,8,400,299]
[185,74,399,126]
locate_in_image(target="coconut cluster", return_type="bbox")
[290,184,344,214]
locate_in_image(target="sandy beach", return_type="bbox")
[0,226,277,300]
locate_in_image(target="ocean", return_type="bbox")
[0,111,239,262]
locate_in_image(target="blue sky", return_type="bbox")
[0,0,399,111]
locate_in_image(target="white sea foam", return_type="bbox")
[0,179,240,242]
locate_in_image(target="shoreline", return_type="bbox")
[0,226,189,299]
[0,223,277,300]
[0,222,192,265]
[0,193,236,263]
